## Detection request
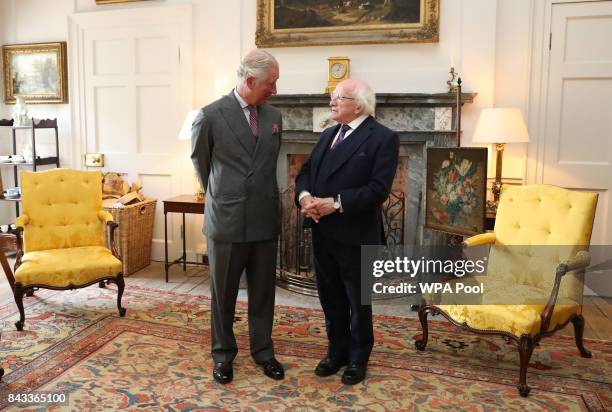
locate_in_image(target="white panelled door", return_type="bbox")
[70,5,193,261]
[542,1,612,294]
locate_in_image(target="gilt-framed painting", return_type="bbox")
[256,0,440,48]
[95,0,151,4]
[425,148,488,237]
[2,42,68,104]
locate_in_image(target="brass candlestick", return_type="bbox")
[447,67,458,93]
[488,143,505,211]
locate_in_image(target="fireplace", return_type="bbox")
[271,92,476,295]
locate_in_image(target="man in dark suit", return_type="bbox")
[295,79,399,385]
[191,50,284,384]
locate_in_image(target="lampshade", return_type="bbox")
[177,109,200,140]
[472,108,529,143]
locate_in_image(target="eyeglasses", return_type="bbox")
[330,92,355,102]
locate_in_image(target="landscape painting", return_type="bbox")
[2,42,68,104]
[256,0,439,47]
[275,0,421,29]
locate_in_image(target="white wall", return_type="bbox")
[0,0,77,224]
[0,0,533,221]
[72,0,501,140]
[493,0,532,181]
[0,0,12,120]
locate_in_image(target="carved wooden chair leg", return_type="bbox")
[25,287,35,297]
[517,336,536,397]
[0,331,4,379]
[116,273,126,317]
[0,330,4,379]
[99,280,106,288]
[415,306,430,351]
[14,282,26,331]
[571,315,592,358]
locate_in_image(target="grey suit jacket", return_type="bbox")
[191,91,282,242]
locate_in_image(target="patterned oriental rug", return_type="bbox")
[0,285,610,411]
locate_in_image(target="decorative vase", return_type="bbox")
[12,95,29,126]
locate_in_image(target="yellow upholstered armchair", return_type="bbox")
[414,184,598,397]
[8,169,126,331]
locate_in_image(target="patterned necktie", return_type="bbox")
[330,124,351,150]
[247,105,259,138]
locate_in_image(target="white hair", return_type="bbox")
[354,83,376,116]
[237,50,278,84]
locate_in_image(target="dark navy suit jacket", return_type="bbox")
[295,116,399,246]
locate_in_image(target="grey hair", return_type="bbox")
[237,50,278,84]
[354,83,376,116]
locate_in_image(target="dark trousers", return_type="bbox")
[207,238,277,363]
[312,229,374,364]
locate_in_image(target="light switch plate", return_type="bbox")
[83,153,104,167]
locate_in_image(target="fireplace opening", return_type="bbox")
[277,154,407,296]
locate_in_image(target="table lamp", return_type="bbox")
[472,108,529,210]
[178,110,204,199]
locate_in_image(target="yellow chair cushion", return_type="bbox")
[437,303,580,337]
[423,275,581,336]
[15,246,122,288]
[20,169,105,253]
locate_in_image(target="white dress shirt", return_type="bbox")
[234,89,252,124]
[328,114,369,149]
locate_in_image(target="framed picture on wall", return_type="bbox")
[2,42,68,104]
[256,0,440,48]
[425,147,488,237]
[95,0,152,4]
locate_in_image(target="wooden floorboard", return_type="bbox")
[589,295,612,319]
[556,296,612,340]
[583,296,612,341]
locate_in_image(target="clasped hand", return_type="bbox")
[300,196,336,223]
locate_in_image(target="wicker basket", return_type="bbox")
[104,198,157,276]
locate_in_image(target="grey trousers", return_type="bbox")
[207,237,277,363]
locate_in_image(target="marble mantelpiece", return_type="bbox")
[270,93,476,137]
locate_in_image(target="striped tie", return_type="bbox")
[330,124,351,150]
[247,105,259,139]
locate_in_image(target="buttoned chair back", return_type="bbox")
[487,184,597,303]
[20,169,106,252]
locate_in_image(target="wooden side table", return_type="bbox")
[163,195,207,282]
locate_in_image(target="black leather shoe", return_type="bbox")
[314,357,349,377]
[257,357,285,380]
[213,362,233,384]
[341,362,367,385]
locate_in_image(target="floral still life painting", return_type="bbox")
[426,148,487,236]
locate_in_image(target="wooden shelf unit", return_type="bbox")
[0,118,60,217]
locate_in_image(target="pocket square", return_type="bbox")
[271,123,280,134]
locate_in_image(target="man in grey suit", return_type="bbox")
[191,50,284,384]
